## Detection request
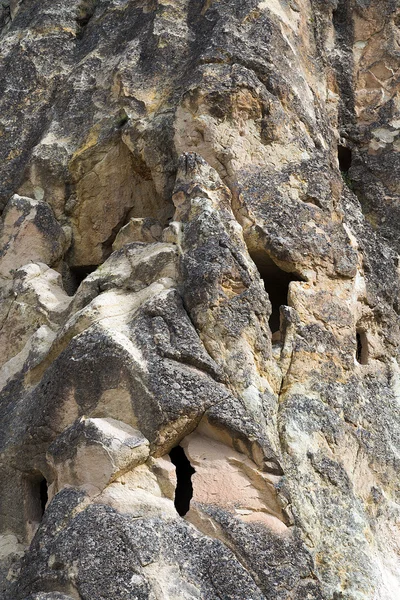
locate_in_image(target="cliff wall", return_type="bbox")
[0,1,400,599]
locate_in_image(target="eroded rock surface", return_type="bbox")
[1,1,400,599]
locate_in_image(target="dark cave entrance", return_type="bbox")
[338,144,352,173]
[356,330,369,365]
[39,477,48,515]
[169,445,195,517]
[26,472,48,529]
[64,264,98,296]
[251,251,303,336]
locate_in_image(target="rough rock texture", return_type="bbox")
[1,1,400,599]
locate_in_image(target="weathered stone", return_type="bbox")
[0,263,71,372]
[112,217,163,251]
[1,1,400,599]
[47,417,150,497]
[0,196,67,278]
[182,431,287,531]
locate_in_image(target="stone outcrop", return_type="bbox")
[1,1,400,599]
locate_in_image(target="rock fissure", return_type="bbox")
[168,445,195,517]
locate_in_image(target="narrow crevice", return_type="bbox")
[26,472,48,532]
[169,445,195,517]
[356,329,369,365]
[40,477,48,515]
[101,206,133,258]
[338,144,352,173]
[76,14,91,28]
[250,251,303,337]
[117,108,130,129]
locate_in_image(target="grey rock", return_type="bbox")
[1,0,400,599]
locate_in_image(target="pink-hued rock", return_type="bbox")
[182,432,287,532]
[0,195,67,278]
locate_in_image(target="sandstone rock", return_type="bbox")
[1,1,400,599]
[112,218,163,251]
[67,139,139,267]
[0,263,71,371]
[182,431,287,531]
[0,196,67,278]
[7,489,269,600]
[47,417,150,497]
[94,458,177,520]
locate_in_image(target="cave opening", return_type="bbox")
[356,330,369,365]
[338,144,352,172]
[250,251,303,336]
[75,0,97,33]
[65,264,98,296]
[26,472,49,533]
[39,477,48,515]
[169,445,195,517]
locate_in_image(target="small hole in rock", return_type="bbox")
[76,15,91,27]
[356,330,368,365]
[251,251,303,338]
[338,145,352,172]
[64,264,98,296]
[39,477,48,515]
[23,472,49,541]
[26,473,48,524]
[117,112,129,128]
[169,445,195,517]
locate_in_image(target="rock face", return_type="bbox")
[1,1,400,598]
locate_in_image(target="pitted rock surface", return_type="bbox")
[1,1,400,599]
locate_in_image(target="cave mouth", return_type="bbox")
[250,251,303,336]
[169,445,195,517]
[65,264,98,296]
[356,329,369,365]
[39,476,48,515]
[26,472,48,527]
[338,144,352,172]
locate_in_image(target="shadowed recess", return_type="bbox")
[26,473,48,529]
[39,477,48,515]
[338,145,352,172]
[169,445,195,516]
[356,330,369,365]
[66,264,98,295]
[251,251,303,335]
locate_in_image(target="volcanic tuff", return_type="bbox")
[0,0,400,598]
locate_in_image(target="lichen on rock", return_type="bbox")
[1,1,400,599]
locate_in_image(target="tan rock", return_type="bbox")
[1,1,400,599]
[47,418,150,497]
[0,263,71,369]
[181,432,287,530]
[68,140,137,266]
[112,217,163,251]
[94,459,177,519]
[0,195,67,278]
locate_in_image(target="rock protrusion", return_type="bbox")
[0,196,67,279]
